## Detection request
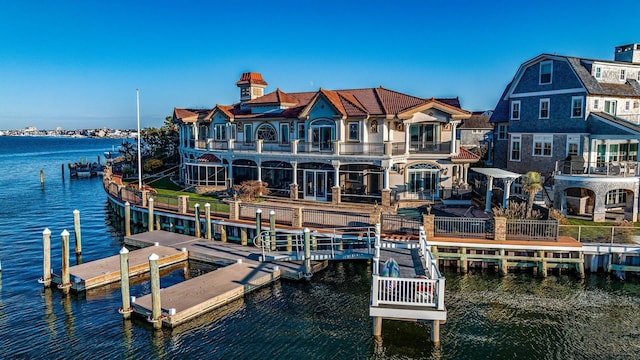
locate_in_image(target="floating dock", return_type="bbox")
[51,245,187,292]
[131,261,281,327]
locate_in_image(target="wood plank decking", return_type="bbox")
[51,245,187,292]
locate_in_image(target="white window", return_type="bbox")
[571,96,584,118]
[625,101,630,111]
[540,61,552,84]
[605,100,617,115]
[594,99,599,109]
[510,101,521,120]
[533,135,553,157]
[606,189,626,206]
[567,136,580,156]
[348,122,360,141]
[297,123,305,140]
[595,66,602,79]
[214,124,227,141]
[637,72,640,81]
[497,124,508,140]
[539,99,550,119]
[620,69,626,80]
[244,124,253,143]
[510,135,521,161]
[280,123,290,144]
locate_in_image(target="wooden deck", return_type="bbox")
[131,261,281,327]
[51,245,187,292]
[430,235,582,249]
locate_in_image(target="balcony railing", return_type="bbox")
[556,160,639,177]
[185,139,455,157]
[409,141,451,154]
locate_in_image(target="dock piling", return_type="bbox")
[303,228,311,278]
[269,210,276,251]
[148,253,162,329]
[255,209,262,243]
[41,228,52,287]
[119,247,132,319]
[194,204,201,238]
[124,202,131,236]
[148,198,154,232]
[204,203,211,240]
[73,210,82,255]
[40,169,45,189]
[60,230,71,294]
[61,163,65,181]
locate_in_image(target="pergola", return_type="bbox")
[471,168,522,212]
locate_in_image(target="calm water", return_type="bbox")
[1,136,639,359]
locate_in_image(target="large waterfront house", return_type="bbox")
[490,44,640,221]
[173,72,479,207]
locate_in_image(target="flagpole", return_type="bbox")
[136,88,142,189]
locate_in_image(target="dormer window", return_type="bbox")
[539,61,552,84]
[595,66,602,79]
[620,69,626,80]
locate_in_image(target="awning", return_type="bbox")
[470,167,521,179]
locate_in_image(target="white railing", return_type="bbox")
[371,225,445,310]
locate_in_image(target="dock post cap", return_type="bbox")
[149,197,153,201]
[204,203,210,208]
[154,242,159,246]
[169,308,176,316]
[119,247,129,254]
[130,296,136,303]
[125,201,130,206]
[256,209,262,213]
[180,248,187,252]
[272,265,280,272]
[61,229,70,236]
[303,228,310,233]
[269,210,275,215]
[43,228,51,235]
[148,253,159,261]
[73,209,80,214]
[236,259,243,264]
[194,203,199,208]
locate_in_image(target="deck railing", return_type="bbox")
[302,208,370,228]
[559,225,640,244]
[381,214,422,235]
[555,160,639,177]
[239,203,295,226]
[506,219,558,241]
[339,142,384,155]
[434,216,491,238]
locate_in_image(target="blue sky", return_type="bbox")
[1,0,638,130]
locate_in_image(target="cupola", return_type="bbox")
[236,72,268,103]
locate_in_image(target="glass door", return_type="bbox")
[304,170,328,201]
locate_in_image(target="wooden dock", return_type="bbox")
[51,245,187,292]
[131,261,281,327]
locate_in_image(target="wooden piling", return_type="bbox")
[41,228,52,287]
[303,228,311,277]
[431,320,440,344]
[60,230,71,294]
[286,235,292,252]
[373,316,383,336]
[577,251,585,278]
[460,247,468,274]
[73,210,82,255]
[255,209,262,239]
[40,169,44,189]
[119,247,132,319]
[124,202,131,236]
[538,250,547,277]
[499,248,507,276]
[205,203,212,240]
[61,163,65,181]
[240,227,247,245]
[149,253,162,329]
[194,204,201,238]
[148,198,154,232]
[269,210,276,251]
[221,224,227,243]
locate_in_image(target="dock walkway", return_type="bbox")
[51,245,187,292]
[131,261,281,327]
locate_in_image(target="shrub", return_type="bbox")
[492,202,543,219]
[233,180,270,201]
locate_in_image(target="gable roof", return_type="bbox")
[460,114,493,129]
[588,112,640,135]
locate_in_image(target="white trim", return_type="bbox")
[510,134,521,162]
[566,135,580,156]
[571,96,584,118]
[539,98,550,119]
[539,60,553,85]
[510,100,521,120]
[533,134,553,157]
[595,66,602,79]
[510,88,585,98]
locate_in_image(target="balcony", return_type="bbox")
[556,160,639,177]
[409,141,451,154]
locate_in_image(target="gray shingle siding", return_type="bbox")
[506,134,565,175]
[509,93,588,133]
[513,59,583,93]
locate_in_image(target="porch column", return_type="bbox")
[383,166,390,190]
[485,175,494,213]
[592,193,607,222]
[257,161,262,182]
[404,123,410,155]
[463,164,469,186]
[291,161,298,185]
[450,122,458,155]
[502,178,514,209]
[227,156,234,189]
[332,160,340,187]
[192,123,198,145]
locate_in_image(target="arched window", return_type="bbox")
[256,123,277,142]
